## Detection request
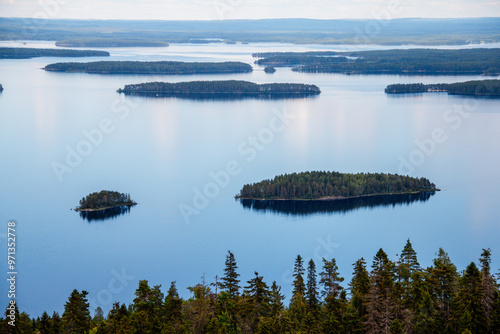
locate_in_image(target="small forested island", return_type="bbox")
[0,47,110,59]
[264,66,276,73]
[236,171,438,200]
[55,38,169,47]
[117,80,321,98]
[385,79,500,96]
[74,190,137,211]
[44,61,253,75]
[253,48,500,75]
[0,84,3,92]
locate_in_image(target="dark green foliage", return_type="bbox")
[237,171,438,200]
[62,289,91,334]
[44,60,252,74]
[453,262,487,333]
[117,80,321,98]
[76,190,136,211]
[256,54,348,66]
[264,66,276,73]
[12,245,500,334]
[288,48,500,75]
[0,47,109,59]
[220,251,241,299]
[386,79,500,96]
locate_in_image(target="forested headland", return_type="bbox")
[0,47,110,59]
[0,84,3,92]
[55,38,169,48]
[117,80,321,98]
[385,79,500,96]
[253,49,500,75]
[75,190,136,212]
[43,61,253,75]
[236,171,438,200]
[4,243,500,334]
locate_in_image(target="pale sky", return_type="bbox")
[0,0,499,20]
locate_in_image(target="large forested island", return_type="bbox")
[236,171,438,200]
[0,47,109,59]
[55,38,169,48]
[74,190,137,212]
[385,79,500,96]
[6,244,499,334]
[117,80,321,98]
[253,49,500,75]
[44,61,253,75]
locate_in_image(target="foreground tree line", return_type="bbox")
[4,241,500,334]
[236,172,438,200]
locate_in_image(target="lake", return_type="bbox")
[1,41,499,317]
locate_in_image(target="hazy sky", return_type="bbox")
[1,0,499,20]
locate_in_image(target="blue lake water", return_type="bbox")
[1,41,499,317]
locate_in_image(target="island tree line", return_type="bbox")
[3,240,500,334]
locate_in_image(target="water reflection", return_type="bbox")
[238,192,436,216]
[78,206,133,222]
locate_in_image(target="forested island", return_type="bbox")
[264,66,276,73]
[55,38,169,48]
[117,80,321,98]
[253,49,500,75]
[0,47,110,59]
[0,84,3,92]
[74,190,136,212]
[385,79,500,96]
[44,61,253,75]
[236,171,438,200]
[5,243,499,334]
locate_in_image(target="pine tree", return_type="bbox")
[62,289,91,334]
[220,251,241,299]
[453,262,487,333]
[306,259,320,314]
[479,248,496,331]
[39,311,51,334]
[290,255,307,330]
[427,248,458,331]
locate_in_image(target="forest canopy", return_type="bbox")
[75,190,137,211]
[0,47,110,59]
[4,243,499,334]
[43,61,253,75]
[236,171,438,200]
[117,80,321,98]
[253,49,500,75]
[385,79,500,96]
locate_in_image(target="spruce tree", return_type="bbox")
[290,255,307,330]
[62,289,91,334]
[39,311,51,334]
[479,248,496,331]
[220,251,241,299]
[306,259,320,313]
[454,262,487,333]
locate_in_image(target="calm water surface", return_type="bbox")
[1,41,499,316]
